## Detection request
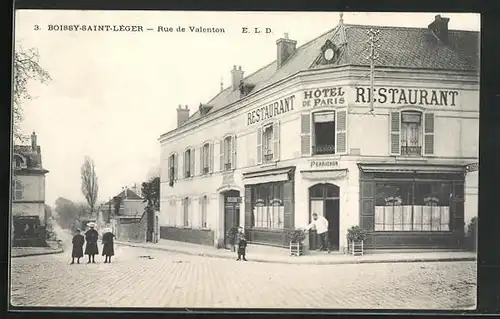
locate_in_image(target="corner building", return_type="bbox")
[158,15,479,251]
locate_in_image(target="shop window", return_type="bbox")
[390,111,434,156]
[184,148,194,178]
[182,197,190,227]
[251,183,285,229]
[12,179,23,200]
[374,181,451,232]
[220,135,237,171]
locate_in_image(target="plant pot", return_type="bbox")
[348,240,364,256]
[290,241,305,256]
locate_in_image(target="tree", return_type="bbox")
[13,46,51,142]
[80,156,99,214]
[54,197,78,229]
[113,196,122,216]
[142,177,160,242]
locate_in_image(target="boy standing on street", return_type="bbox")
[236,226,248,261]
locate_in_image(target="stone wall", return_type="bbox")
[116,213,147,243]
[160,227,214,246]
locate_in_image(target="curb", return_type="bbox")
[116,242,477,265]
[11,241,65,258]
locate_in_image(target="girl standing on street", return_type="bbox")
[70,229,84,264]
[101,227,115,263]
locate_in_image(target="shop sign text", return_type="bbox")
[246,95,296,125]
[310,159,339,169]
[355,87,459,107]
[302,87,346,107]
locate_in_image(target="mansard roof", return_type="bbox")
[173,21,479,130]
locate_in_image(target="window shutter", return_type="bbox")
[244,186,252,229]
[256,127,262,164]
[390,111,401,156]
[300,113,311,156]
[209,142,214,173]
[335,109,347,154]
[167,157,171,180]
[174,154,178,180]
[283,181,294,229]
[219,139,224,171]
[424,112,435,155]
[199,146,203,175]
[190,148,195,176]
[231,135,237,169]
[273,120,281,161]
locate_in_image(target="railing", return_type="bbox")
[401,146,422,156]
[313,144,335,155]
[264,153,274,162]
[224,163,232,170]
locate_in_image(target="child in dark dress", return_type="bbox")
[71,229,85,264]
[102,230,115,263]
[236,227,247,261]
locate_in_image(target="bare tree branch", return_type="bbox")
[13,45,52,143]
[80,156,99,213]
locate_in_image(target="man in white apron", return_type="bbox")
[304,213,330,253]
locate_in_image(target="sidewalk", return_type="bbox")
[11,240,64,258]
[115,239,476,265]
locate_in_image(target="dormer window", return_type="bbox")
[13,154,25,169]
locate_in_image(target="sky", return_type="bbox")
[13,11,480,207]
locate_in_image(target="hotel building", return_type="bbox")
[158,15,479,251]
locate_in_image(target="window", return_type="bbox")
[250,183,285,229]
[313,111,335,155]
[390,111,434,156]
[300,110,347,156]
[13,155,24,169]
[184,148,194,178]
[374,181,451,232]
[182,197,190,227]
[220,135,236,171]
[263,125,273,163]
[168,153,178,182]
[401,111,422,156]
[200,195,208,228]
[257,121,280,164]
[12,179,23,200]
[202,143,210,175]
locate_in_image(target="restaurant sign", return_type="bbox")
[246,95,296,126]
[354,86,459,107]
[309,159,339,169]
[302,87,347,108]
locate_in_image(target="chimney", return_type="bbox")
[124,186,128,199]
[177,104,190,127]
[31,131,37,152]
[231,65,244,91]
[428,14,450,43]
[276,33,297,68]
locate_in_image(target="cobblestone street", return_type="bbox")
[10,244,476,309]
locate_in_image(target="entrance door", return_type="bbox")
[309,183,340,251]
[223,190,241,248]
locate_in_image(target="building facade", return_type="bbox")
[158,15,479,250]
[12,132,50,247]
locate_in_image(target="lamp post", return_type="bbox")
[366,28,381,114]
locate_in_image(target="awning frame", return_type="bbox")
[357,163,466,174]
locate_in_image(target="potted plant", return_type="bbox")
[227,226,239,252]
[288,229,306,256]
[346,226,367,256]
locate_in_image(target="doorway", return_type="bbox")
[309,183,340,251]
[223,190,241,248]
